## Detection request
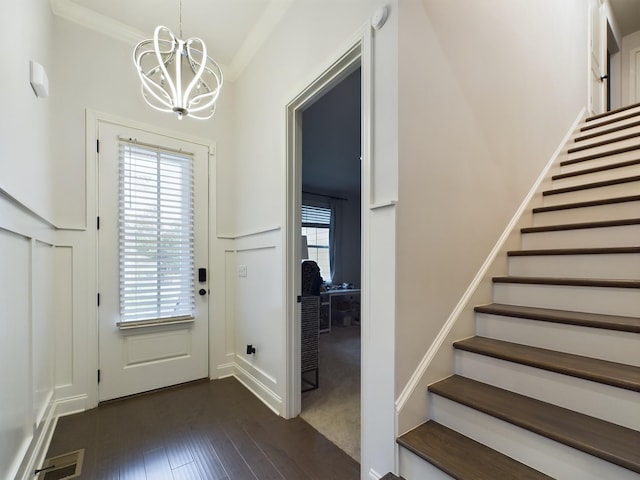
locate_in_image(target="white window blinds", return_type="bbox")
[301,205,331,227]
[119,142,195,323]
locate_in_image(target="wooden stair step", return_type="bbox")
[474,303,640,333]
[568,132,640,154]
[492,276,640,289]
[553,159,640,180]
[397,421,553,480]
[584,102,640,123]
[581,109,640,132]
[543,174,640,196]
[533,195,640,213]
[380,474,405,480]
[428,375,640,473]
[575,118,640,142]
[563,144,640,167]
[508,246,640,256]
[454,336,640,391]
[521,217,640,234]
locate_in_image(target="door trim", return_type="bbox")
[85,109,215,408]
[283,23,372,419]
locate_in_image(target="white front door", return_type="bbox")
[97,121,210,402]
[589,0,606,115]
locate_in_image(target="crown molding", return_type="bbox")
[50,0,146,45]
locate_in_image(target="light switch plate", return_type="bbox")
[238,265,247,277]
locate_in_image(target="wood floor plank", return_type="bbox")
[47,377,359,480]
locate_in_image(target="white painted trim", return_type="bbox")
[232,368,282,415]
[394,107,587,414]
[217,226,281,240]
[630,46,640,104]
[50,0,146,45]
[370,199,397,210]
[368,468,384,480]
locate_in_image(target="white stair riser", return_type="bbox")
[533,201,640,227]
[492,283,640,317]
[430,395,640,480]
[521,224,640,249]
[508,253,640,280]
[579,107,640,131]
[559,150,640,174]
[571,124,640,147]
[552,163,640,189]
[455,351,639,430]
[398,448,454,480]
[565,139,640,164]
[476,313,640,366]
[542,180,640,206]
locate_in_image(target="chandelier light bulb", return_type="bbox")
[133,25,223,120]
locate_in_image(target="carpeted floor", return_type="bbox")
[300,324,361,462]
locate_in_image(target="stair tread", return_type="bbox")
[575,118,640,142]
[542,174,640,196]
[398,421,553,480]
[508,246,640,256]
[474,303,640,333]
[567,132,640,154]
[585,103,640,123]
[533,195,640,213]
[429,375,640,473]
[380,474,405,480]
[581,109,640,132]
[492,276,640,288]
[552,158,640,180]
[454,336,640,391]
[521,217,640,234]
[561,144,640,167]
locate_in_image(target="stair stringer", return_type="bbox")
[394,108,586,438]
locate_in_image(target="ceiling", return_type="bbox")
[608,0,640,36]
[51,0,294,81]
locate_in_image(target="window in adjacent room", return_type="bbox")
[301,204,331,282]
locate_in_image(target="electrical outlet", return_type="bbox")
[238,265,247,277]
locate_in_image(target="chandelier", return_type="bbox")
[132,1,223,120]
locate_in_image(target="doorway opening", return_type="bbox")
[299,67,362,461]
[284,32,371,464]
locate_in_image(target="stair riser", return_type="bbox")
[542,180,640,206]
[508,253,640,280]
[398,448,454,480]
[580,107,640,131]
[455,351,640,430]
[521,224,640,249]
[492,283,640,317]
[552,163,640,189]
[475,313,640,366]
[533,201,640,227]
[565,139,640,164]
[559,151,640,174]
[571,124,640,147]
[430,395,640,480]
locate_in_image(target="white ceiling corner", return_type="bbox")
[49,0,295,82]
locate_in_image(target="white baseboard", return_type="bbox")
[233,364,283,416]
[368,468,384,479]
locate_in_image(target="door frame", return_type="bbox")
[85,110,216,408]
[283,25,372,419]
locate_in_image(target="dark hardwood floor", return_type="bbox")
[46,377,359,479]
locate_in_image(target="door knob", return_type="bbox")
[199,288,207,296]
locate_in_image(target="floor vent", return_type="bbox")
[36,449,84,479]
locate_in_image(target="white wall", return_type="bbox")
[229,0,399,477]
[396,0,589,431]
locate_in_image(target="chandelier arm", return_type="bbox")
[152,26,179,106]
[182,39,209,107]
[134,48,174,109]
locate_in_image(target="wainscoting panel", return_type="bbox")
[54,246,74,389]
[0,227,31,478]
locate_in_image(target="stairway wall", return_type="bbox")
[395,0,589,433]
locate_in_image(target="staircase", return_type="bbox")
[397,104,640,480]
